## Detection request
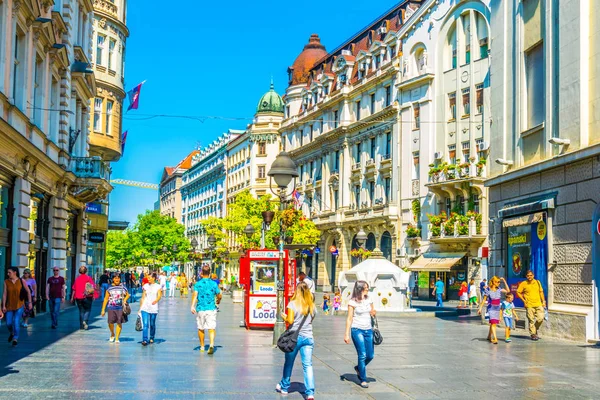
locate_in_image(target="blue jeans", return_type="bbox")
[436,293,443,307]
[141,311,157,342]
[279,336,315,396]
[351,328,374,382]
[130,286,137,302]
[49,298,61,327]
[101,283,109,300]
[5,307,24,340]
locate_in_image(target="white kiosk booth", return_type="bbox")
[338,249,412,313]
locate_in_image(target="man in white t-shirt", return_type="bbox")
[159,272,167,296]
[296,272,315,297]
[169,273,178,297]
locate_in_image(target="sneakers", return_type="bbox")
[109,337,115,343]
[505,338,512,343]
[82,322,88,330]
[11,340,17,347]
[360,382,369,388]
[149,339,154,344]
[531,335,540,341]
[115,339,120,343]
[275,384,288,395]
[208,346,215,355]
[199,346,205,352]
[141,341,148,346]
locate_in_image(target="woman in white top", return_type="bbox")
[139,272,162,346]
[276,282,316,400]
[169,273,178,298]
[344,280,376,388]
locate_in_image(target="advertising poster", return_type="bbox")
[248,296,277,324]
[251,261,276,293]
[507,217,548,307]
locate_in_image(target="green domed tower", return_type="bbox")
[256,81,284,114]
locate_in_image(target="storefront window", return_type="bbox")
[506,215,548,307]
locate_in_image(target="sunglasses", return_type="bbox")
[53,269,59,272]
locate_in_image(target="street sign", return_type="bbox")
[85,203,102,214]
[88,232,105,243]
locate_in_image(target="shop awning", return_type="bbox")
[409,252,466,271]
[498,194,555,219]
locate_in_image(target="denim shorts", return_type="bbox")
[503,317,514,329]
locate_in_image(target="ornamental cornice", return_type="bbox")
[248,133,278,143]
[347,104,398,134]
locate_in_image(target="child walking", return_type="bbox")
[322,294,330,315]
[501,292,519,342]
[333,291,341,315]
[458,281,468,308]
[468,279,478,309]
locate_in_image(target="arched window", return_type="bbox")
[366,233,376,251]
[380,231,392,261]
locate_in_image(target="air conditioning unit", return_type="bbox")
[341,50,352,56]
[478,141,490,152]
[434,151,443,160]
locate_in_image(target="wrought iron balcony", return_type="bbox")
[69,157,112,203]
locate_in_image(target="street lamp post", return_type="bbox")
[207,234,217,274]
[267,151,299,345]
[355,228,368,263]
[172,244,178,273]
[191,238,199,279]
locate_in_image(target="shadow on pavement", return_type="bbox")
[0,302,102,379]
[340,373,376,385]
[287,382,308,395]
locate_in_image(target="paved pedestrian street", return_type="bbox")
[0,296,599,400]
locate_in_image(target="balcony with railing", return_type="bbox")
[426,161,486,199]
[365,159,376,178]
[351,162,362,180]
[426,211,486,244]
[94,0,119,19]
[69,156,112,202]
[379,153,392,175]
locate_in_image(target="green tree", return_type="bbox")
[201,190,321,251]
[106,210,191,269]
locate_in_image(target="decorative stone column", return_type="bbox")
[11,177,31,269]
[49,184,68,271]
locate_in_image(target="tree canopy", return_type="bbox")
[106,210,191,269]
[201,190,321,252]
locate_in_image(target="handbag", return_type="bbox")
[135,314,143,331]
[123,301,131,316]
[371,316,383,345]
[19,279,28,301]
[277,313,310,353]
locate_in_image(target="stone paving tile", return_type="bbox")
[0,295,599,399]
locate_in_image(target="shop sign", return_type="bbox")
[88,232,105,243]
[249,297,276,324]
[85,203,102,214]
[248,250,279,259]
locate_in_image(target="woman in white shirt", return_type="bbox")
[139,272,162,346]
[344,280,376,388]
[169,273,178,298]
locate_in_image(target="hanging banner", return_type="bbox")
[506,215,548,307]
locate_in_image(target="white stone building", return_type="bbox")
[225,83,284,278]
[0,0,108,307]
[181,132,239,250]
[486,0,600,341]
[281,3,415,291]
[396,0,492,302]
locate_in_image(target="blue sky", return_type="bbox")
[110,0,400,224]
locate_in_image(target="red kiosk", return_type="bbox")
[239,249,296,329]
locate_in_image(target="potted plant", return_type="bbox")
[476,158,487,177]
[406,224,421,238]
[446,163,457,180]
[457,158,471,178]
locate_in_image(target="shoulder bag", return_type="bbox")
[372,315,383,345]
[277,313,310,353]
[19,279,29,301]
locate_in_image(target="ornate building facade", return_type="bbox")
[486,0,600,341]
[281,3,419,291]
[225,83,284,278]
[0,0,108,307]
[182,133,239,251]
[159,150,199,222]
[396,0,491,302]
[86,0,129,276]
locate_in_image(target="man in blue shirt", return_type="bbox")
[433,277,445,307]
[191,265,222,355]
